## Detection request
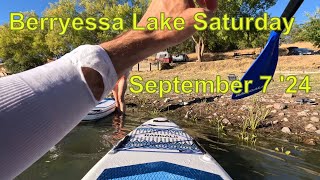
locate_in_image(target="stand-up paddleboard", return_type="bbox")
[83,118,232,179]
[83,98,116,121]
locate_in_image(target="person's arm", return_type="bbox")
[0,0,217,179]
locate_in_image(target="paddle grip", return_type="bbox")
[279,0,304,33]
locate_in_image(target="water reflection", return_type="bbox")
[16,112,320,180]
[102,114,128,146]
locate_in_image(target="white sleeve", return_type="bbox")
[0,45,118,179]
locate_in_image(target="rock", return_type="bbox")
[271,110,277,113]
[183,102,189,106]
[178,99,183,103]
[310,117,320,123]
[279,113,285,117]
[297,111,308,116]
[283,93,294,98]
[315,130,320,135]
[164,98,171,103]
[153,100,158,104]
[266,105,273,109]
[305,124,317,132]
[312,112,319,116]
[222,118,231,126]
[283,118,289,122]
[206,116,213,119]
[281,127,291,134]
[240,105,248,111]
[184,111,192,119]
[272,120,279,125]
[273,103,287,110]
[213,113,218,116]
[304,139,316,146]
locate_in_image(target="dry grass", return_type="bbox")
[135,42,320,76]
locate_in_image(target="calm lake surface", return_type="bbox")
[17,111,320,180]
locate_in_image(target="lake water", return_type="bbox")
[17,112,320,180]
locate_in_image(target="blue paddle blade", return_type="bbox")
[232,31,281,100]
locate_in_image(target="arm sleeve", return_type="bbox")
[0,45,118,179]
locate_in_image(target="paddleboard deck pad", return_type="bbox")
[83,118,232,179]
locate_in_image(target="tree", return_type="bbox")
[302,8,320,47]
[0,12,53,73]
[190,0,277,61]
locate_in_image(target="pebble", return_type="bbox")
[315,130,320,135]
[278,113,285,116]
[184,111,192,119]
[281,127,291,134]
[283,93,294,98]
[304,139,316,146]
[272,120,279,125]
[183,102,189,106]
[213,113,218,116]
[164,98,171,103]
[302,117,309,121]
[297,111,308,116]
[305,124,317,132]
[240,105,248,111]
[266,105,273,109]
[273,103,287,110]
[153,100,158,104]
[271,110,277,113]
[310,117,319,123]
[222,118,231,126]
[313,112,319,116]
[283,118,289,122]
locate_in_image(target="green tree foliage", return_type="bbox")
[0,12,53,73]
[0,0,150,73]
[303,8,320,47]
[284,23,305,43]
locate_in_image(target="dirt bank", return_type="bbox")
[124,56,320,146]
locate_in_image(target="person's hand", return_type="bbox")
[138,0,217,47]
[100,0,218,77]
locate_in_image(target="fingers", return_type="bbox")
[204,0,217,11]
[196,0,206,7]
[187,0,196,8]
[196,0,217,11]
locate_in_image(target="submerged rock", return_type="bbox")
[281,127,291,134]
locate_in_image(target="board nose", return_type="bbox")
[153,117,170,122]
